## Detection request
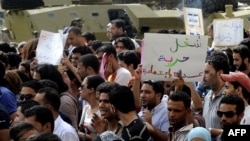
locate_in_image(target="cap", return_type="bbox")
[221,71,250,93]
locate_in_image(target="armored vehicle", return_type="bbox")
[1,0,183,42]
[1,0,250,43]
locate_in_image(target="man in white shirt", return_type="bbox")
[34,87,79,141]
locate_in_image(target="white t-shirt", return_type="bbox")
[79,105,101,139]
[53,115,79,141]
[114,67,132,86]
[241,105,250,125]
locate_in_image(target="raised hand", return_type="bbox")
[91,113,107,134]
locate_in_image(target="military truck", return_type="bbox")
[1,0,250,43]
[0,0,184,43]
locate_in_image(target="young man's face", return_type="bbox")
[67,32,81,47]
[167,100,189,127]
[71,53,81,67]
[77,62,88,79]
[14,106,25,122]
[233,53,247,72]
[223,82,237,95]
[34,93,45,105]
[20,87,36,101]
[110,23,122,39]
[25,116,46,132]
[99,93,114,119]
[115,42,126,55]
[140,84,159,110]
[203,63,219,90]
[217,103,242,127]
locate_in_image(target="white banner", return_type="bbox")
[141,33,208,82]
[36,30,64,65]
[213,18,243,46]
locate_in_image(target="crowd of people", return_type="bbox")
[0,17,250,141]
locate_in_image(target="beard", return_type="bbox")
[237,63,247,71]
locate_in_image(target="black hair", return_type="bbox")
[24,105,54,132]
[18,100,40,114]
[72,46,93,55]
[6,52,21,69]
[143,80,164,100]
[101,44,117,59]
[114,37,135,50]
[109,85,135,113]
[78,54,100,74]
[68,26,81,35]
[64,68,81,87]
[16,70,30,83]
[0,43,11,53]
[19,61,31,73]
[230,81,250,105]
[206,50,230,74]
[33,64,68,94]
[26,132,61,141]
[0,61,7,86]
[82,32,96,42]
[88,40,103,52]
[21,80,43,93]
[110,19,125,32]
[219,94,245,115]
[37,87,61,112]
[221,47,236,72]
[0,51,8,67]
[10,122,37,141]
[86,75,105,90]
[96,45,106,54]
[118,50,140,69]
[168,91,191,109]
[96,82,120,94]
[233,44,250,63]
[70,18,83,27]
[38,79,59,92]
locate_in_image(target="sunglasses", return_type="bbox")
[20,94,34,101]
[217,110,237,118]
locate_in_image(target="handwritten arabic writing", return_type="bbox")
[158,56,190,68]
[214,19,243,46]
[170,37,202,53]
[220,21,242,31]
[142,33,207,81]
[142,65,203,78]
[214,33,232,42]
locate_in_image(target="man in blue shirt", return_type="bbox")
[0,62,17,121]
